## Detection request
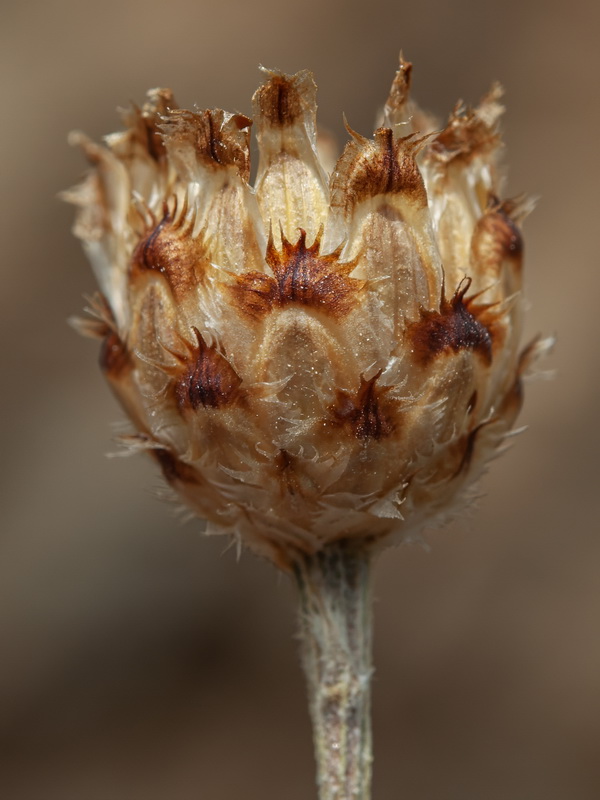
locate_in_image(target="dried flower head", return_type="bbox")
[66,57,547,570]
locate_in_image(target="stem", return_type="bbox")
[294,543,373,800]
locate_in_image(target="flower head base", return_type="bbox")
[67,57,547,569]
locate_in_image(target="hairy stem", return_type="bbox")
[294,543,373,800]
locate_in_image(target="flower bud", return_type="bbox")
[67,57,549,569]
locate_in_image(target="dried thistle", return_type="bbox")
[66,56,549,799]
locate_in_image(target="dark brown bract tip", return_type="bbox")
[453,420,492,477]
[161,108,252,180]
[408,278,494,366]
[89,294,132,378]
[253,69,314,127]
[500,335,545,424]
[275,449,304,497]
[330,127,428,215]
[140,88,177,160]
[130,199,206,300]
[385,54,413,113]
[116,89,178,163]
[329,372,395,440]
[427,85,503,166]
[174,328,243,411]
[100,330,132,378]
[475,195,523,255]
[228,229,364,320]
[153,447,202,485]
[471,197,524,269]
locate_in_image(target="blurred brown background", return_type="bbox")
[1,0,599,798]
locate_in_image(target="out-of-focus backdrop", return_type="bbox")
[1,1,598,798]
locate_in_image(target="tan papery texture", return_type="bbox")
[67,56,549,569]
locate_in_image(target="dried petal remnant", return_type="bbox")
[408,279,493,366]
[229,229,364,320]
